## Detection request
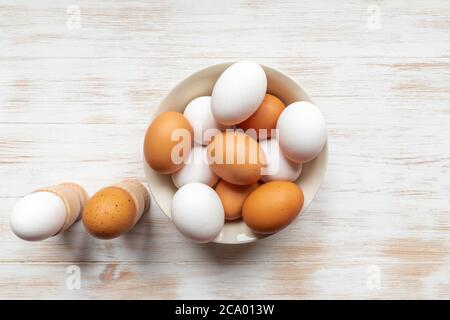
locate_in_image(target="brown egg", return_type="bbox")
[215,180,259,220]
[237,94,285,140]
[144,111,193,174]
[83,187,136,239]
[82,180,150,239]
[242,181,304,234]
[207,131,266,185]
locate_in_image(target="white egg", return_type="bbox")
[10,192,67,241]
[183,96,224,145]
[171,145,219,188]
[171,183,224,243]
[211,62,267,125]
[259,138,302,182]
[277,101,327,163]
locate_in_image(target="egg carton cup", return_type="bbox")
[112,179,150,225]
[34,183,88,233]
[60,182,89,213]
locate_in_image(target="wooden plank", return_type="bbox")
[1,57,450,124]
[1,0,450,59]
[1,187,449,264]
[0,262,449,299]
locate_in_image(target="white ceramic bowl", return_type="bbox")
[144,62,328,244]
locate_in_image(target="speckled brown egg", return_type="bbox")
[237,94,285,140]
[215,180,259,220]
[82,187,137,239]
[242,181,304,234]
[144,111,194,174]
[207,131,266,185]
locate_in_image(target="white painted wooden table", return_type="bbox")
[1,0,449,299]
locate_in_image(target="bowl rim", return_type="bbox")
[144,61,328,244]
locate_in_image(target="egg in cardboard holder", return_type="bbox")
[144,63,327,244]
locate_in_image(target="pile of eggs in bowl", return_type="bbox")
[144,62,327,243]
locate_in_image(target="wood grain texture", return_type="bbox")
[0,0,449,299]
